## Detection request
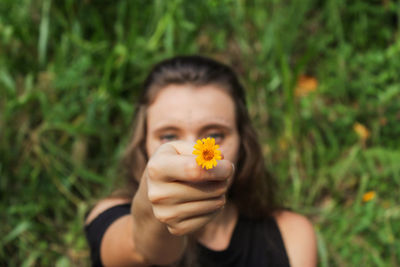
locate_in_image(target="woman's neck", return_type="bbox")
[194,202,238,251]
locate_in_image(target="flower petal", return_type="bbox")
[193,137,221,170]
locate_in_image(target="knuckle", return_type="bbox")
[184,161,201,180]
[148,192,168,205]
[219,195,226,206]
[146,160,160,179]
[158,215,172,224]
[153,209,179,225]
[222,161,234,179]
[212,186,227,198]
[218,185,228,195]
[168,225,188,236]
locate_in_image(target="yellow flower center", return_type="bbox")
[193,137,221,170]
[202,149,214,161]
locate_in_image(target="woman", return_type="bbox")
[85,55,317,266]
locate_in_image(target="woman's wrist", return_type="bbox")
[131,175,187,265]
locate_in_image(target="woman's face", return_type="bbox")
[146,84,240,164]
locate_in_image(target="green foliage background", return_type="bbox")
[1,0,399,266]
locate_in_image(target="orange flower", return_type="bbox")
[295,75,318,97]
[362,191,376,202]
[192,137,222,170]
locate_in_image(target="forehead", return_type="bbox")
[147,84,236,129]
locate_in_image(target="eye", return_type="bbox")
[159,133,178,143]
[207,132,225,143]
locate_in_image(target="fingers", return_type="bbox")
[202,160,234,180]
[153,197,225,224]
[147,180,228,204]
[147,153,233,183]
[150,141,234,182]
[167,215,217,236]
[153,197,225,236]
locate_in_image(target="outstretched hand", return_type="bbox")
[144,141,234,236]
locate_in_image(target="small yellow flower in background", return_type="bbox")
[193,137,222,170]
[353,122,370,142]
[362,191,376,202]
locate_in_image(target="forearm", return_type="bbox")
[132,178,187,265]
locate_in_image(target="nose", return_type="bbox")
[184,135,198,144]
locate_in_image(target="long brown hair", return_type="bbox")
[119,55,279,218]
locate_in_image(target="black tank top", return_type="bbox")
[85,204,290,267]
[197,216,290,267]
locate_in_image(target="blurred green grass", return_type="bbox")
[1,0,399,266]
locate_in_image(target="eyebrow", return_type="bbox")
[199,124,233,133]
[152,122,233,135]
[152,126,181,135]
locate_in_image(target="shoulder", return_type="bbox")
[85,197,131,225]
[273,210,317,267]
